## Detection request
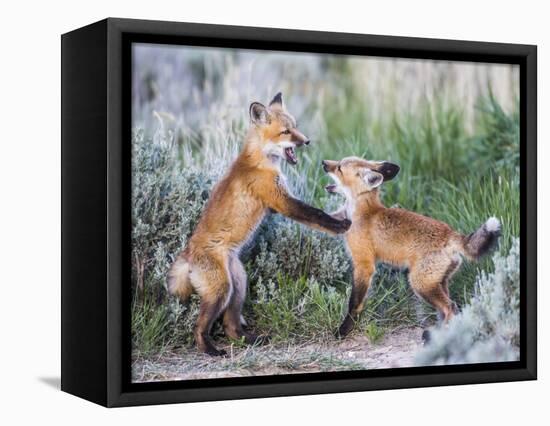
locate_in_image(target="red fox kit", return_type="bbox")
[322,156,501,338]
[168,93,351,355]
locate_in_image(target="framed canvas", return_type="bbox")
[61,18,537,407]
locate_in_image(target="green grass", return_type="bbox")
[131,290,172,355]
[364,323,385,344]
[251,275,347,343]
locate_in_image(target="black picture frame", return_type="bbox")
[61,17,537,407]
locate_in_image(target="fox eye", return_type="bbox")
[280,129,291,135]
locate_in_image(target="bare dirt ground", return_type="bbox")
[132,327,424,383]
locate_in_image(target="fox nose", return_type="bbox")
[304,139,310,145]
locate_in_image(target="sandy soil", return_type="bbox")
[335,326,424,369]
[132,327,424,383]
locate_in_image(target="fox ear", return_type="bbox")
[249,102,270,125]
[377,161,400,181]
[364,170,384,189]
[269,92,284,109]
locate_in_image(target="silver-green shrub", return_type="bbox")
[131,127,353,347]
[247,215,350,289]
[131,129,219,291]
[415,238,520,365]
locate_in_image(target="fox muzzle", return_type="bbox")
[290,128,310,146]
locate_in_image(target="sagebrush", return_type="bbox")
[416,238,520,365]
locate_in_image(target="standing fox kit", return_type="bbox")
[322,157,501,338]
[168,93,351,356]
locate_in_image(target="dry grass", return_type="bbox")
[132,327,423,382]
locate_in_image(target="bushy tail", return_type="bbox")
[167,256,193,302]
[461,217,501,260]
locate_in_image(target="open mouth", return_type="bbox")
[284,147,297,165]
[325,184,338,193]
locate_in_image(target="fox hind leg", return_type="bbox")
[195,297,229,356]
[417,285,455,323]
[410,258,458,324]
[439,258,461,318]
[223,256,262,345]
[194,259,232,356]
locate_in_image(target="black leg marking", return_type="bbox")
[337,275,371,338]
[286,197,352,234]
[195,298,228,357]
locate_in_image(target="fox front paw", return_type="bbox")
[334,218,352,234]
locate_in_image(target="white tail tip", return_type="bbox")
[485,217,501,233]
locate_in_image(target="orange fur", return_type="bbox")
[167,94,350,355]
[323,157,499,337]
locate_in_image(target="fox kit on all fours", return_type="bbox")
[167,93,351,356]
[322,156,501,338]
